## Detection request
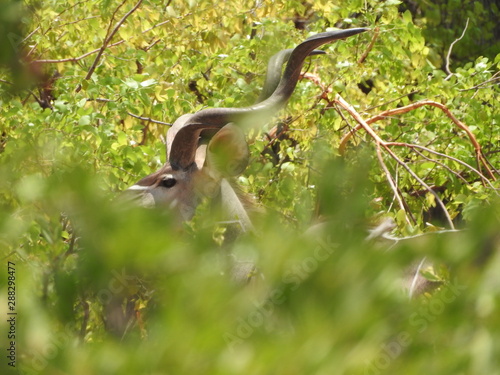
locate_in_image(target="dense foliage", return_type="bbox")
[1,0,499,374]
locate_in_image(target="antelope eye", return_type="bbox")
[160,176,177,188]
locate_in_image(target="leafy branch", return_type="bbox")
[302,73,498,229]
[338,100,496,181]
[75,0,144,92]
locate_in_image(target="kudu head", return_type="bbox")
[126,28,368,223]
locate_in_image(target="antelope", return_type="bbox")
[125,28,369,228]
[103,29,369,336]
[122,27,451,297]
[110,27,464,338]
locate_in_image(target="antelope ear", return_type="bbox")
[194,143,208,170]
[206,123,249,177]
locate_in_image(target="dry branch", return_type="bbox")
[127,112,172,126]
[445,18,469,78]
[299,72,492,226]
[33,40,127,64]
[375,146,414,226]
[338,100,496,181]
[459,71,500,92]
[32,9,173,64]
[335,94,456,229]
[75,0,143,93]
[358,26,378,64]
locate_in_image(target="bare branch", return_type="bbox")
[408,257,427,299]
[445,18,469,78]
[127,112,172,126]
[335,94,456,229]
[89,97,115,102]
[34,40,127,63]
[383,143,455,229]
[358,26,378,64]
[364,90,420,112]
[33,16,172,64]
[459,71,500,92]
[376,146,414,226]
[57,0,93,18]
[302,72,497,202]
[338,100,496,180]
[140,19,172,34]
[75,0,143,92]
[335,95,386,144]
[386,143,498,192]
[412,148,470,185]
[21,26,41,45]
[58,16,100,29]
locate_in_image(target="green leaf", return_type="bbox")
[140,78,157,87]
[123,78,139,89]
[78,115,91,126]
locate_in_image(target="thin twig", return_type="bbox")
[21,26,41,45]
[338,100,496,180]
[34,40,127,63]
[127,112,172,126]
[57,0,93,18]
[33,5,173,64]
[91,97,115,102]
[140,19,172,34]
[412,148,470,185]
[408,257,427,299]
[376,146,414,225]
[335,94,456,229]
[459,72,500,92]
[445,18,469,78]
[364,90,420,112]
[75,0,143,92]
[58,16,99,28]
[84,0,140,79]
[384,144,455,229]
[358,26,378,64]
[386,142,498,192]
[384,228,463,243]
[144,39,161,52]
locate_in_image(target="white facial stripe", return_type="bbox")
[127,185,151,191]
[169,198,178,209]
